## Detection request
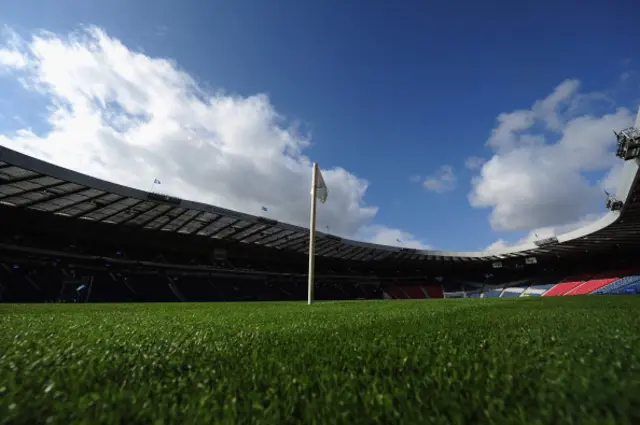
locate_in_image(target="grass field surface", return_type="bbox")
[1,297,640,424]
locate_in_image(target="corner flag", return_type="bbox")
[308,163,328,305]
[315,167,328,204]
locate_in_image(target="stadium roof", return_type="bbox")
[1,145,640,265]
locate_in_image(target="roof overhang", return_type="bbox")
[1,140,640,264]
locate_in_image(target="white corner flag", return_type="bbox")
[315,166,328,204]
[308,163,328,305]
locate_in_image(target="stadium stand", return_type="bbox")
[484,288,503,298]
[383,285,407,299]
[592,275,640,295]
[523,283,556,296]
[501,287,527,297]
[1,114,640,302]
[521,273,564,296]
[616,281,640,294]
[399,285,426,299]
[542,277,590,297]
[563,273,622,296]
[424,285,444,298]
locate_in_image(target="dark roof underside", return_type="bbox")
[2,157,640,264]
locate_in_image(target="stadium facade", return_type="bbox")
[1,112,640,302]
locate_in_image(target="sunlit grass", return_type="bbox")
[1,297,640,424]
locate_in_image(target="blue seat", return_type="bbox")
[593,276,640,295]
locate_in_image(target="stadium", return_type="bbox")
[3,9,640,423]
[2,116,640,302]
[2,125,640,425]
[2,108,640,423]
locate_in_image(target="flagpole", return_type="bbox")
[308,163,319,305]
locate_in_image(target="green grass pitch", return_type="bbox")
[1,296,640,424]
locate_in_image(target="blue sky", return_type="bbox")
[0,0,638,251]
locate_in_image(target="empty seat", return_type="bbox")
[564,278,618,295]
[593,276,640,295]
[485,288,503,298]
[524,283,557,296]
[400,286,426,299]
[501,287,526,297]
[543,277,589,296]
[424,285,444,298]
[383,285,408,299]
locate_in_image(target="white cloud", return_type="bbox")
[0,49,27,69]
[423,165,457,193]
[531,79,580,130]
[599,162,624,195]
[470,79,635,232]
[484,213,604,252]
[0,26,422,245]
[464,156,485,170]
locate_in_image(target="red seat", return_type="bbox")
[400,286,426,299]
[543,280,584,296]
[384,285,408,299]
[564,278,618,295]
[424,285,444,298]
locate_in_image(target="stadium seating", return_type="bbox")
[424,285,444,298]
[8,268,49,302]
[3,223,640,302]
[615,282,640,294]
[383,285,408,299]
[383,285,443,299]
[381,284,444,299]
[0,257,381,303]
[522,283,556,296]
[542,277,589,296]
[592,275,640,295]
[501,287,526,297]
[462,285,483,298]
[400,286,426,299]
[484,288,503,298]
[564,277,619,296]
[87,273,139,302]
